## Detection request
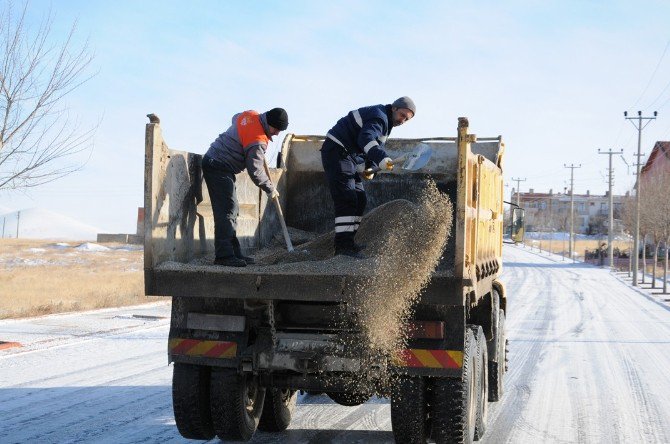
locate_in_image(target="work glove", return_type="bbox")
[362,169,375,180]
[379,157,394,171]
[268,188,280,200]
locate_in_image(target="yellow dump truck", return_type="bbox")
[144,116,515,443]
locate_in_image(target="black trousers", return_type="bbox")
[202,155,243,259]
[320,139,366,248]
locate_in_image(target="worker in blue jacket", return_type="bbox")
[321,97,416,258]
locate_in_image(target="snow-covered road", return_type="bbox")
[1,245,670,443]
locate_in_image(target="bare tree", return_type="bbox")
[621,194,636,274]
[639,179,660,288]
[0,2,95,190]
[643,169,670,293]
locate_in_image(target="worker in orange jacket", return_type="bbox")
[202,108,288,267]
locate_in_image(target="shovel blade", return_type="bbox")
[402,143,433,171]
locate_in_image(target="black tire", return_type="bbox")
[488,309,506,402]
[210,368,266,442]
[258,388,297,432]
[431,327,479,444]
[326,391,370,406]
[474,326,488,441]
[172,363,215,440]
[391,377,429,444]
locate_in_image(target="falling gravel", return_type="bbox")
[348,180,452,357]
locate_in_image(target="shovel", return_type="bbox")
[263,158,294,252]
[364,143,433,176]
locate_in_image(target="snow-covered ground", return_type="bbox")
[1,246,669,443]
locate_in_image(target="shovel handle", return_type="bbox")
[363,154,404,176]
[263,158,294,252]
[273,196,294,252]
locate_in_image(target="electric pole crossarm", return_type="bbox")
[511,177,526,207]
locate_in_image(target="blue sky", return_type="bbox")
[2,0,670,232]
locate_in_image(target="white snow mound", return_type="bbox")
[75,242,110,251]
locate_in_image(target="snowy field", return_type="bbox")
[0,240,146,318]
[1,245,669,443]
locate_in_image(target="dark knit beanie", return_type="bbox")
[266,108,289,131]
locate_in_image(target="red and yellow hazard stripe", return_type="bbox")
[169,338,237,359]
[394,349,463,369]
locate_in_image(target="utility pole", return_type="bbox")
[564,164,581,262]
[511,177,526,207]
[624,110,657,286]
[2,216,5,238]
[16,211,20,239]
[548,196,553,255]
[598,148,623,269]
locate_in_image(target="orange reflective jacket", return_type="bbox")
[236,110,269,150]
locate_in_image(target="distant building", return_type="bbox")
[641,141,670,178]
[96,207,144,244]
[511,188,628,235]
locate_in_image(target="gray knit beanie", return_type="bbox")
[392,96,416,115]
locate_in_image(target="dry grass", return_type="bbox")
[0,239,158,319]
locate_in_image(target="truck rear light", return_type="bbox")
[407,321,445,339]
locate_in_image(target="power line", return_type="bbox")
[632,36,670,108]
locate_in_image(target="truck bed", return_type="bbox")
[151,257,458,303]
[144,123,503,307]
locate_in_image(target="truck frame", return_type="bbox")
[144,116,508,443]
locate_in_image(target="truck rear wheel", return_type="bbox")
[210,368,266,442]
[326,391,370,406]
[431,327,479,444]
[172,363,215,440]
[488,309,506,401]
[474,326,488,440]
[391,376,429,443]
[258,388,297,432]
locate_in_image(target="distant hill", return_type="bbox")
[0,208,105,240]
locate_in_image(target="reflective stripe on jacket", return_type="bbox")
[326,104,392,165]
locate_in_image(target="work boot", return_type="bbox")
[214,256,247,267]
[236,254,256,265]
[335,246,366,259]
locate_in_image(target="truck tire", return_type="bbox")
[431,327,479,444]
[172,363,215,440]
[210,368,266,442]
[474,326,488,441]
[391,376,429,443]
[488,309,506,402]
[258,388,297,432]
[326,391,370,406]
